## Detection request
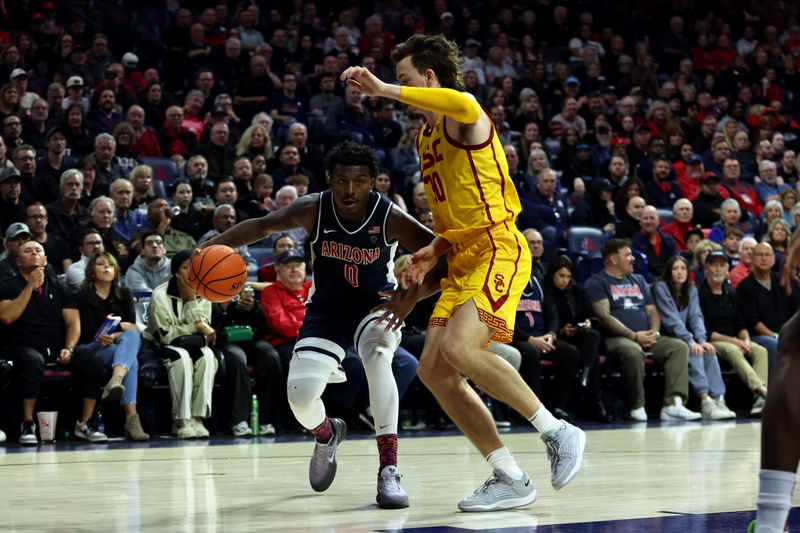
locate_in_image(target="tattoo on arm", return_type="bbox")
[592,299,635,339]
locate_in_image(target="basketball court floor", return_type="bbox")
[1,420,798,532]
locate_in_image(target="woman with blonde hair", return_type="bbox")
[691,239,722,284]
[764,218,792,268]
[75,251,149,440]
[236,124,273,161]
[527,147,551,177]
[129,164,156,208]
[645,100,672,136]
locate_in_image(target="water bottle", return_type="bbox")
[250,395,260,437]
[96,406,105,434]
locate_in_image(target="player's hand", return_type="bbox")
[340,66,386,98]
[409,245,437,285]
[372,288,418,332]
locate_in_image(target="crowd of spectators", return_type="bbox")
[2,1,800,443]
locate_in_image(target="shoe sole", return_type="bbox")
[19,438,38,445]
[553,429,587,490]
[101,385,124,403]
[458,489,537,512]
[660,413,702,421]
[376,494,410,509]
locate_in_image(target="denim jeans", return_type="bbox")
[752,335,778,372]
[687,352,726,399]
[76,329,141,405]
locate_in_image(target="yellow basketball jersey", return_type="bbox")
[416,113,521,244]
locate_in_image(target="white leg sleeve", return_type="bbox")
[163,346,193,420]
[355,313,402,436]
[287,355,333,430]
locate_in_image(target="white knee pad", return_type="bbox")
[287,355,333,429]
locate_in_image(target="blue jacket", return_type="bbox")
[652,281,707,344]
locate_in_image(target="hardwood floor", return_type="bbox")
[0,420,797,532]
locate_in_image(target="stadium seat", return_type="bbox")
[249,247,275,267]
[142,157,179,186]
[657,208,674,225]
[566,226,606,283]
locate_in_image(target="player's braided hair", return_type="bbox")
[391,34,464,91]
[326,141,379,178]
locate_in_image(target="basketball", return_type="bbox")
[188,245,248,303]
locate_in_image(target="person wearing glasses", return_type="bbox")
[124,230,171,292]
[65,227,105,293]
[736,242,799,371]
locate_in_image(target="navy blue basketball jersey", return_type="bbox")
[308,191,398,306]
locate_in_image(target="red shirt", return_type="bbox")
[662,220,693,251]
[674,161,701,200]
[728,263,751,288]
[132,129,163,157]
[260,279,312,347]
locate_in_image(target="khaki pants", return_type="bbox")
[163,345,219,421]
[712,341,768,393]
[606,335,689,409]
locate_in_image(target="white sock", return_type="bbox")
[755,469,796,533]
[486,446,524,480]
[528,404,562,434]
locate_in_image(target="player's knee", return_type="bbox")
[287,376,325,411]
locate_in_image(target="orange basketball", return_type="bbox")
[188,245,248,303]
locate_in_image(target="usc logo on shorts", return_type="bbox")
[493,273,505,293]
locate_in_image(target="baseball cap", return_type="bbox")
[277,250,304,264]
[0,167,21,183]
[610,136,630,148]
[10,68,26,81]
[5,222,31,240]
[706,250,728,264]
[702,171,720,182]
[440,11,454,20]
[464,38,481,48]
[565,76,581,86]
[66,75,83,88]
[122,52,139,68]
[576,143,590,150]
[687,154,703,165]
[592,177,616,192]
[45,126,67,140]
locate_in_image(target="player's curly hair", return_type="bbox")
[391,34,464,91]
[326,141,379,177]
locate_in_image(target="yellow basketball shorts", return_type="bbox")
[429,222,532,343]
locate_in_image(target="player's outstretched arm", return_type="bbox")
[198,195,318,251]
[340,66,481,125]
